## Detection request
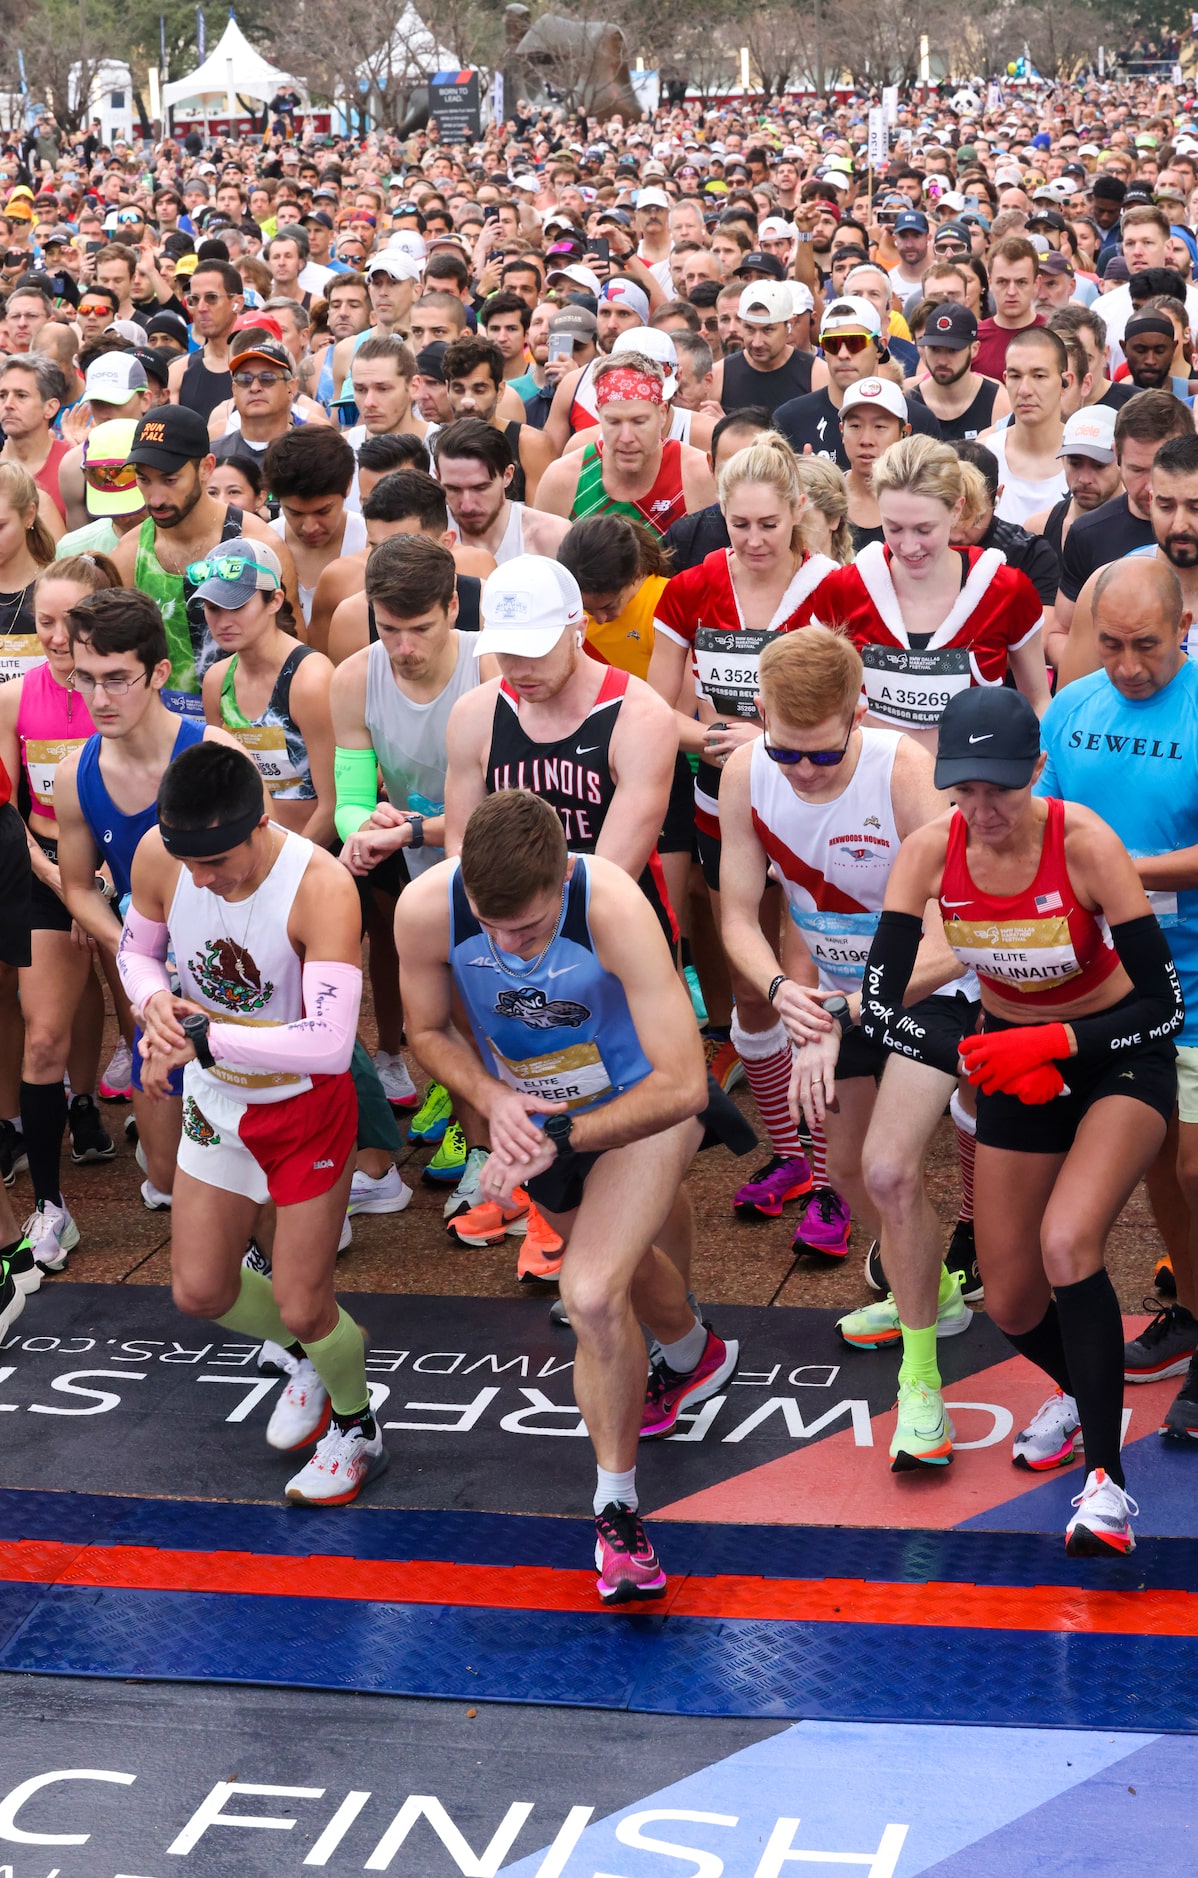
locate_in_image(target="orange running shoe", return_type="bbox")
[703,1031,744,1092]
[517,1202,564,1282]
[447,1186,530,1247]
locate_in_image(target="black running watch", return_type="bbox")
[404,813,425,851]
[181,1010,215,1068]
[824,995,852,1036]
[544,1113,575,1158]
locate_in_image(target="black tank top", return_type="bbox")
[485,666,675,943]
[178,348,233,422]
[721,347,813,415]
[908,377,997,442]
[504,420,526,503]
[1042,496,1070,562]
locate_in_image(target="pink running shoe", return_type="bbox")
[641,1326,740,1438]
[793,1186,851,1260]
[594,1503,667,1604]
[733,1152,813,1219]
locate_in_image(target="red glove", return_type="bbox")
[958,1022,1071,1096]
[1003,1064,1068,1106]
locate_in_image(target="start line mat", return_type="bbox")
[0,1287,1196,1738]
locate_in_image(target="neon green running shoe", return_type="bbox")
[838,1266,970,1350]
[889,1379,955,1472]
[408,1080,452,1143]
[422,1120,467,1185]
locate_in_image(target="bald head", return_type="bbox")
[1092,556,1189,699]
[1094,557,1183,633]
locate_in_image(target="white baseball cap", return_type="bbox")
[84,354,149,405]
[1057,405,1117,464]
[366,248,422,282]
[546,262,602,294]
[820,295,882,340]
[476,556,585,658]
[840,377,908,423]
[611,325,678,397]
[759,215,797,241]
[635,187,670,210]
[510,173,540,193]
[385,230,427,265]
[738,281,794,327]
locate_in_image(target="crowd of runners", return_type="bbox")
[1,67,1197,1598]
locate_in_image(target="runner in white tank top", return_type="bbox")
[989,428,1067,529]
[719,627,983,1477]
[118,739,385,1509]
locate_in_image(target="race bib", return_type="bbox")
[862,645,971,728]
[694,625,770,720]
[231,724,303,795]
[487,1037,612,1111]
[943,914,1084,989]
[24,737,86,810]
[0,636,45,684]
[788,906,881,991]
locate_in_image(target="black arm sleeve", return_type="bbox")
[1069,915,1184,1067]
[858,910,963,1077]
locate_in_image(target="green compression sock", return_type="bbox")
[216,1265,290,1343]
[302,1306,369,1418]
[898,1320,941,1391]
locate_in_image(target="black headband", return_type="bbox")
[159,803,265,858]
[1125,314,1176,342]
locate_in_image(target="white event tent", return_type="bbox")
[163,16,308,121]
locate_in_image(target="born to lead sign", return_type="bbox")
[429,70,482,143]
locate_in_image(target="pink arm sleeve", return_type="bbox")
[209,961,362,1077]
[116,906,173,1018]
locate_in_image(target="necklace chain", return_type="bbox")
[484,880,568,979]
[0,585,30,634]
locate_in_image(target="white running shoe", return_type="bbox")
[266,1355,330,1452]
[347,1165,413,1215]
[257,1338,291,1376]
[374,1051,418,1108]
[1065,1468,1139,1557]
[338,1215,352,1254]
[4,1238,41,1298]
[443,1146,489,1221]
[285,1418,387,1505]
[23,1200,80,1273]
[135,1140,147,1175]
[1012,1390,1082,1472]
[140,1178,172,1210]
[100,1040,133,1099]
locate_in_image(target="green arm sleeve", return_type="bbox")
[334,745,379,843]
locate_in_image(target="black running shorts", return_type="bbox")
[837,990,980,1083]
[974,997,1177,1155]
[527,1071,756,1216]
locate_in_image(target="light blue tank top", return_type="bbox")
[449,855,652,1115]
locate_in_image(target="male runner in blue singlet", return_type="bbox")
[397,789,744,1603]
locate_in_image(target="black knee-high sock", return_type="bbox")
[19,1079,67,1208]
[1054,1270,1126,1488]
[1002,1300,1074,1396]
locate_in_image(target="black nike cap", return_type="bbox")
[934,687,1042,790]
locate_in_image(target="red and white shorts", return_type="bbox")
[178,1063,357,1207]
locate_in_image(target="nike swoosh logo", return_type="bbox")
[575,745,598,756]
[968,733,993,744]
[545,965,577,979]
[941,899,974,908]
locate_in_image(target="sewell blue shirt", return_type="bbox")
[1037,658,1198,1042]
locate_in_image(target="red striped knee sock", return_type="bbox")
[730,1015,804,1158]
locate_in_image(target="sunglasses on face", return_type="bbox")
[186,291,223,305]
[79,301,114,316]
[821,332,871,356]
[763,725,853,767]
[232,368,289,387]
